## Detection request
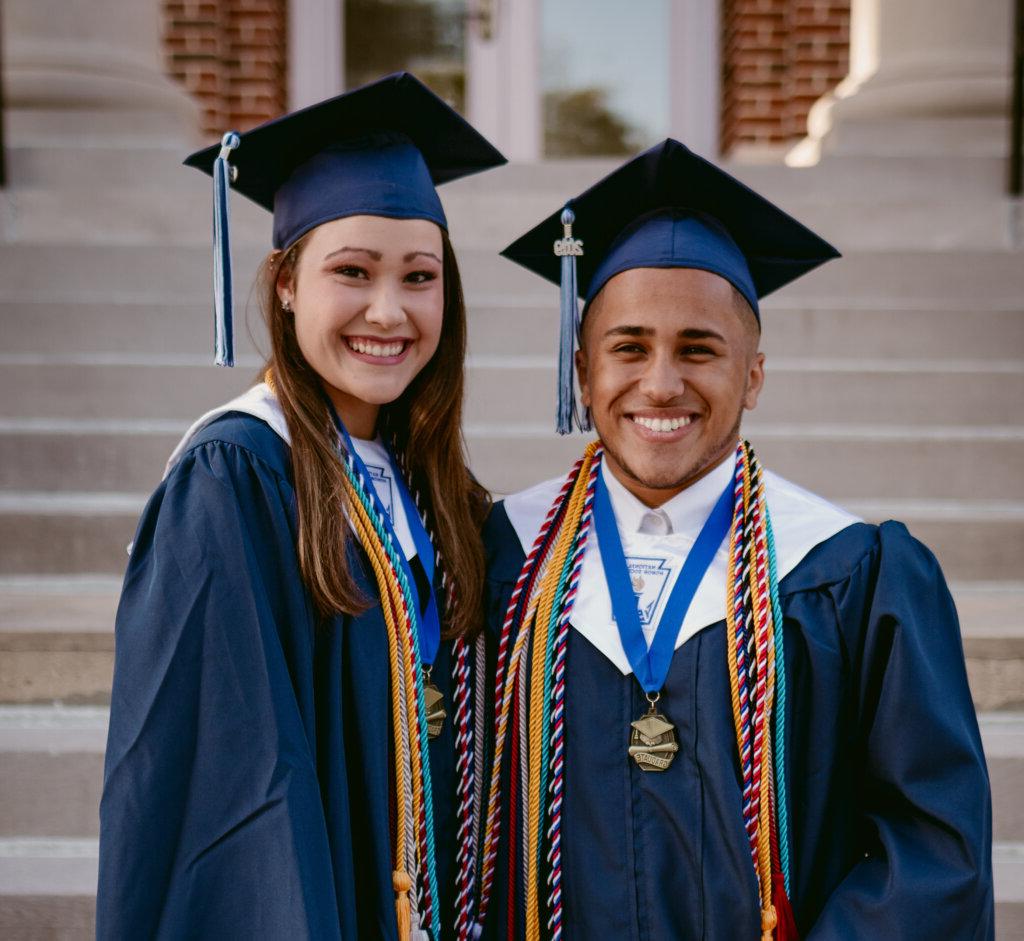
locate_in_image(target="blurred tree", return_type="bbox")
[544,86,639,156]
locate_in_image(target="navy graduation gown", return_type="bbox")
[482,503,994,940]
[98,414,462,940]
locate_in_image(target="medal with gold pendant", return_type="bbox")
[592,466,735,772]
[628,692,679,772]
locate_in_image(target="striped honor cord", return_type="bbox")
[725,440,792,941]
[475,443,601,937]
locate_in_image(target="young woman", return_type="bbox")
[97,74,504,941]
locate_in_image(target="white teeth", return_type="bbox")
[348,339,404,357]
[632,415,692,432]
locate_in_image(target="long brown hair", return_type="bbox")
[258,228,490,638]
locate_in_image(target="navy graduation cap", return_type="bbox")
[500,138,839,433]
[185,71,506,366]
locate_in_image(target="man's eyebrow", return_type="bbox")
[403,250,442,264]
[601,326,728,342]
[679,327,726,342]
[603,325,654,338]
[323,246,382,261]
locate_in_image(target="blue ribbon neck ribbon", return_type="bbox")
[592,462,734,694]
[330,409,441,667]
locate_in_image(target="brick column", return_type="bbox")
[721,0,850,157]
[163,0,288,139]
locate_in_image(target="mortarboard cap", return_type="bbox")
[184,71,506,366]
[500,138,840,433]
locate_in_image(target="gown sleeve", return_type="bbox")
[806,521,994,940]
[97,438,341,940]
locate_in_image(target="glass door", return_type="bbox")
[344,0,468,113]
[542,0,671,156]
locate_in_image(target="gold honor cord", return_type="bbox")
[343,473,425,940]
[523,443,599,940]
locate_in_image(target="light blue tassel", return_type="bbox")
[554,207,588,434]
[212,131,240,367]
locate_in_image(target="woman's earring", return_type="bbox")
[281,298,293,312]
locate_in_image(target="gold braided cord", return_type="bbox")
[341,472,423,932]
[725,477,744,790]
[523,444,598,940]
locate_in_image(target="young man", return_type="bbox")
[475,140,992,940]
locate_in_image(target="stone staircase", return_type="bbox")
[0,132,1022,938]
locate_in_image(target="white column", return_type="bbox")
[288,0,345,109]
[467,0,541,162]
[790,0,1015,162]
[669,0,720,158]
[2,0,198,141]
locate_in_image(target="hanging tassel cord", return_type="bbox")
[554,207,586,435]
[212,131,240,367]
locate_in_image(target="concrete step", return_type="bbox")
[2,493,1019,581]
[2,709,1021,837]
[2,422,1022,503]
[0,709,1020,936]
[5,147,1004,200]
[10,838,1013,941]
[4,297,1023,362]
[1,244,1023,306]
[0,579,119,706]
[2,160,1017,251]
[1,358,1022,428]
[0,708,107,837]
[0,838,98,940]
[0,579,1018,707]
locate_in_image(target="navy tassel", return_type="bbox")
[554,207,588,434]
[212,131,240,367]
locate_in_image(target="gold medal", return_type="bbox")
[423,669,446,739]
[628,693,678,772]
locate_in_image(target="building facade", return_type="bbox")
[162,0,850,158]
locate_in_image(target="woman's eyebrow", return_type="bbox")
[403,250,442,264]
[323,246,382,262]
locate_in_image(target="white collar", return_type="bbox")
[601,457,735,536]
[164,382,288,477]
[504,450,861,675]
[162,382,418,562]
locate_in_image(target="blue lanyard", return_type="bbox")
[592,467,734,694]
[332,414,441,667]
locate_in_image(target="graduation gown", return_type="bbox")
[97,411,465,939]
[482,466,994,940]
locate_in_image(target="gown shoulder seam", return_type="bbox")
[780,522,880,596]
[177,434,293,488]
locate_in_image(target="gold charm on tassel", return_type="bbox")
[393,870,412,941]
